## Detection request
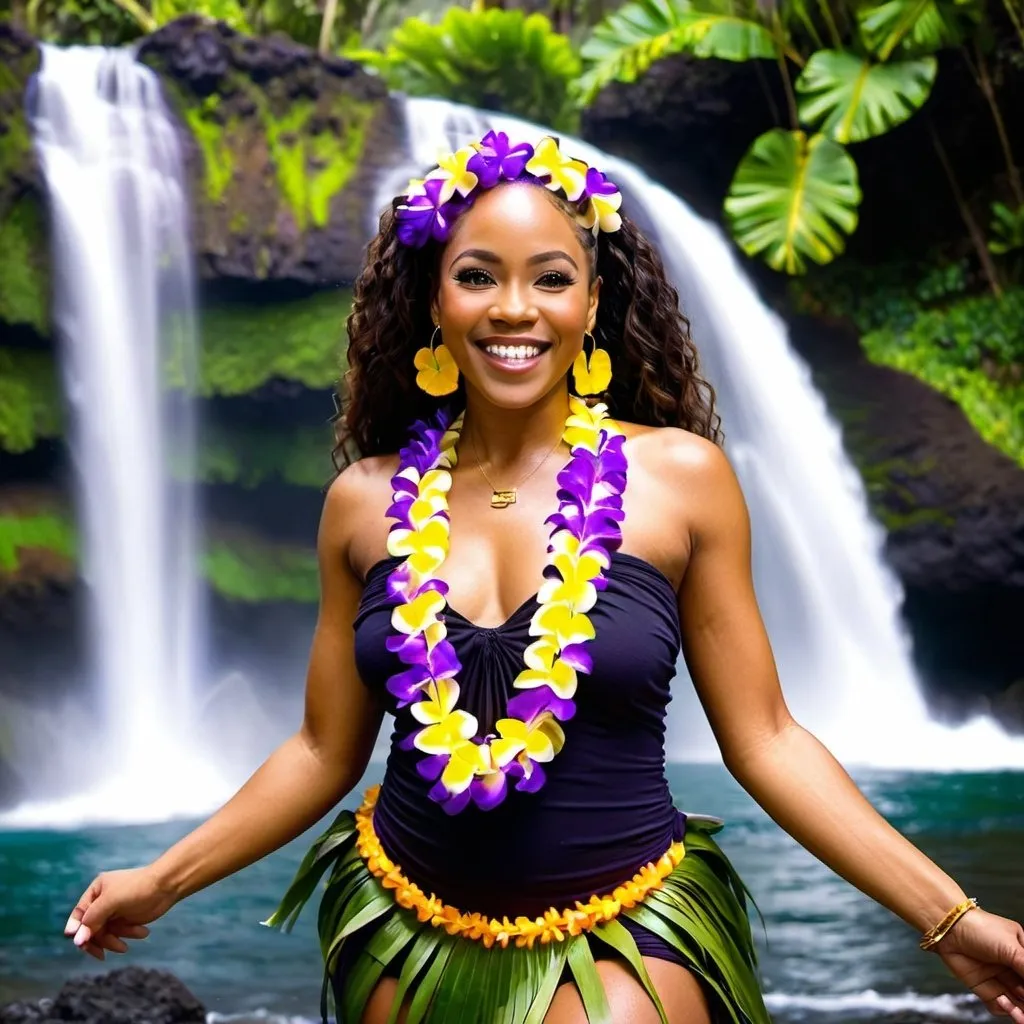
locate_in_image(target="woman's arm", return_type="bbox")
[68,465,385,949]
[665,432,1024,1017]
[149,464,385,899]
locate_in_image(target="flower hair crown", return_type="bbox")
[395,130,623,249]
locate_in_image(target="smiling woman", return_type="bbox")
[62,131,1024,1024]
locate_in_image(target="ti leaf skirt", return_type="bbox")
[263,805,772,1024]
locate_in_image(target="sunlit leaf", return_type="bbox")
[796,49,936,143]
[576,0,776,104]
[857,0,978,59]
[724,128,861,274]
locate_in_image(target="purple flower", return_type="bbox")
[396,177,472,248]
[470,771,508,811]
[582,166,619,202]
[507,687,577,724]
[466,131,535,188]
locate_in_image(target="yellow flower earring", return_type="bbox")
[571,330,612,396]
[414,324,460,397]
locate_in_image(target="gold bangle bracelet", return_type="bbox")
[920,897,979,950]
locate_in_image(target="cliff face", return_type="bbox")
[0,18,1021,756]
[136,16,405,286]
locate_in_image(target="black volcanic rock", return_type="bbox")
[0,968,206,1024]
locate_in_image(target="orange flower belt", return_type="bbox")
[354,785,686,949]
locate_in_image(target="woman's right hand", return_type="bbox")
[63,866,178,961]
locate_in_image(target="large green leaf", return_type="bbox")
[795,49,936,143]
[576,0,776,104]
[857,0,979,59]
[724,128,861,274]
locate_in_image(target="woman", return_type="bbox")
[64,131,1024,1024]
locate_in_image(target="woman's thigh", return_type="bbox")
[544,956,712,1024]
[360,955,712,1024]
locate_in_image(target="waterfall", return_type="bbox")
[400,98,1023,769]
[0,46,228,827]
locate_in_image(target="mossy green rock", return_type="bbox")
[0,25,48,334]
[0,347,62,452]
[137,16,405,286]
[0,507,318,604]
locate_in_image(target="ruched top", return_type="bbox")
[353,550,687,918]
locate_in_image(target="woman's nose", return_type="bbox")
[489,285,537,326]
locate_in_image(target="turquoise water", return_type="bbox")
[1,763,1022,1022]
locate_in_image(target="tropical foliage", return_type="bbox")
[2,0,414,50]
[348,2,582,132]
[791,260,1024,466]
[575,0,1022,277]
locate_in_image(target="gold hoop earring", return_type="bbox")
[571,329,612,397]
[414,324,459,397]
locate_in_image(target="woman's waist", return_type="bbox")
[372,770,683,918]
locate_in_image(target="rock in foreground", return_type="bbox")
[0,967,205,1024]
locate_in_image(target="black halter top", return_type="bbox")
[353,548,686,919]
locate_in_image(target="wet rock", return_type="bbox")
[0,968,206,1024]
[788,313,1024,720]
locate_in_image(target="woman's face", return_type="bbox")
[431,183,600,410]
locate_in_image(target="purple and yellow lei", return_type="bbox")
[383,397,628,814]
[395,130,623,248]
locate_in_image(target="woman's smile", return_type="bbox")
[474,336,553,374]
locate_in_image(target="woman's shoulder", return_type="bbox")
[618,420,728,486]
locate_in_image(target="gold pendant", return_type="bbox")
[491,489,516,509]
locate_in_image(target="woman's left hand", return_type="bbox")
[933,907,1024,1021]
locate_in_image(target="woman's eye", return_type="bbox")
[455,268,493,286]
[538,271,574,287]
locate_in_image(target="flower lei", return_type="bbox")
[355,784,685,948]
[395,130,623,248]
[384,396,628,814]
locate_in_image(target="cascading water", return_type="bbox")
[3,76,1019,831]
[399,98,1023,768]
[0,46,228,827]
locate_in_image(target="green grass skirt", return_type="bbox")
[263,808,772,1024]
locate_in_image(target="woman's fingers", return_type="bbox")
[108,922,150,940]
[996,993,1024,1023]
[65,878,101,936]
[95,932,129,954]
[81,939,105,961]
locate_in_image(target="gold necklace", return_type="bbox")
[467,430,564,509]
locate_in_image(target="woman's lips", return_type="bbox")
[476,342,551,374]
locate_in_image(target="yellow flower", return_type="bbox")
[426,144,479,204]
[513,654,578,701]
[562,395,622,451]
[438,739,490,793]
[411,682,479,757]
[525,137,588,202]
[490,715,565,767]
[523,635,560,672]
[591,188,623,233]
[531,602,596,651]
[571,345,612,397]
[537,545,605,613]
[414,342,460,397]
[391,587,447,637]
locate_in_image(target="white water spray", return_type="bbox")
[400,98,1023,769]
[0,46,229,828]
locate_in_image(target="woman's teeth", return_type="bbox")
[483,345,542,360]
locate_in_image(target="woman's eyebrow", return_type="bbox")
[451,248,579,270]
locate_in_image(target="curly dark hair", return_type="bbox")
[330,181,721,474]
